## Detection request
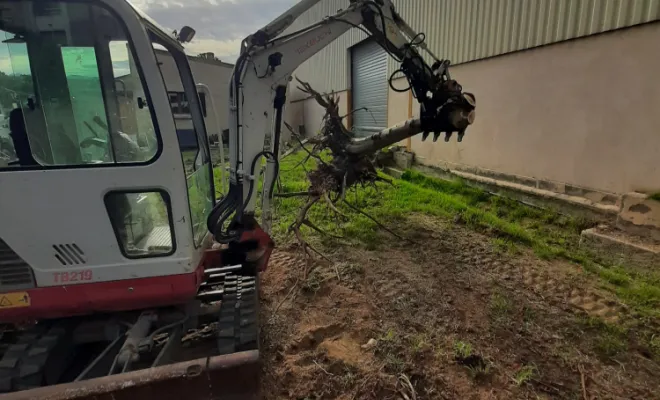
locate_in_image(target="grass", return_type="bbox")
[453,340,473,359]
[650,334,660,358]
[467,362,492,381]
[492,238,520,255]
[410,333,431,354]
[376,328,408,373]
[649,192,660,202]
[513,364,536,386]
[578,316,628,359]
[452,340,492,381]
[490,291,513,322]
[268,151,660,325]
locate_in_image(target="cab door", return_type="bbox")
[149,34,215,248]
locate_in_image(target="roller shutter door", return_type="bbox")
[351,40,387,137]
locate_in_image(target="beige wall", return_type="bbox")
[388,85,410,131]
[407,22,660,195]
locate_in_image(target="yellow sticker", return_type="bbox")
[0,292,30,308]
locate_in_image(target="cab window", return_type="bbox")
[0,1,158,169]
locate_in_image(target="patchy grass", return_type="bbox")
[650,334,660,358]
[269,151,660,355]
[467,361,492,382]
[578,317,628,359]
[262,152,660,399]
[453,340,473,359]
[513,364,536,386]
[410,333,431,354]
[492,238,521,255]
[490,290,513,322]
[649,192,660,202]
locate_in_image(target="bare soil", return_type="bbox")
[260,215,660,399]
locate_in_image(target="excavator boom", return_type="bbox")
[208,0,476,240]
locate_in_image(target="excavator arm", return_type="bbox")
[208,0,476,244]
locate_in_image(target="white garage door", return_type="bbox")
[351,39,387,137]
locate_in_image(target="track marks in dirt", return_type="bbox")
[491,259,624,323]
[446,232,626,324]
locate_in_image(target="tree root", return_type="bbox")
[280,77,414,261]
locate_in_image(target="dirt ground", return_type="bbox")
[259,214,660,400]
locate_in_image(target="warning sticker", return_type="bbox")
[0,292,30,308]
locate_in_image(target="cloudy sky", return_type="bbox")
[131,0,298,62]
[0,0,299,76]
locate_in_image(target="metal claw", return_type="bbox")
[444,132,453,142]
[457,130,465,142]
[421,131,430,141]
[432,132,440,142]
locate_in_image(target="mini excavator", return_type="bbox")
[0,0,475,397]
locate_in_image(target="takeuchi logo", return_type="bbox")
[296,28,332,54]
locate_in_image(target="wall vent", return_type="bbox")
[53,244,86,266]
[0,238,35,290]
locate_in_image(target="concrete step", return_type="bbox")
[580,225,660,272]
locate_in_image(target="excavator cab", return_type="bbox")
[0,0,219,321]
[0,1,263,398]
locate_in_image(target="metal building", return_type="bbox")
[285,0,660,197]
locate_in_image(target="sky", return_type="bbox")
[0,0,298,77]
[131,0,298,62]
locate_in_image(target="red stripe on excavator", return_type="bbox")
[0,265,205,323]
[0,226,274,323]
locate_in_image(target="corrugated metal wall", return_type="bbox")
[351,39,389,136]
[286,0,364,98]
[288,0,660,96]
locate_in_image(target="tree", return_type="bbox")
[0,71,34,110]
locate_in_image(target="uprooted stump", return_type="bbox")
[280,78,406,261]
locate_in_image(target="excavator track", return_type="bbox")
[215,274,259,355]
[196,269,259,355]
[0,322,74,393]
[0,269,259,395]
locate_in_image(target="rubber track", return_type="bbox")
[16,324,68,390]
[216,275,259,355]
[0,325,45,392]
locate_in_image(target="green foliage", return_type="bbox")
[490,291,512,321]
[0,72,34,110]
[453,341,473,359]
[649,335,660,359]
[410,333,431,354]
[492,238,520,255]
[579,317,628,358]
[513,364,536,386]
[380,329,397,343]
